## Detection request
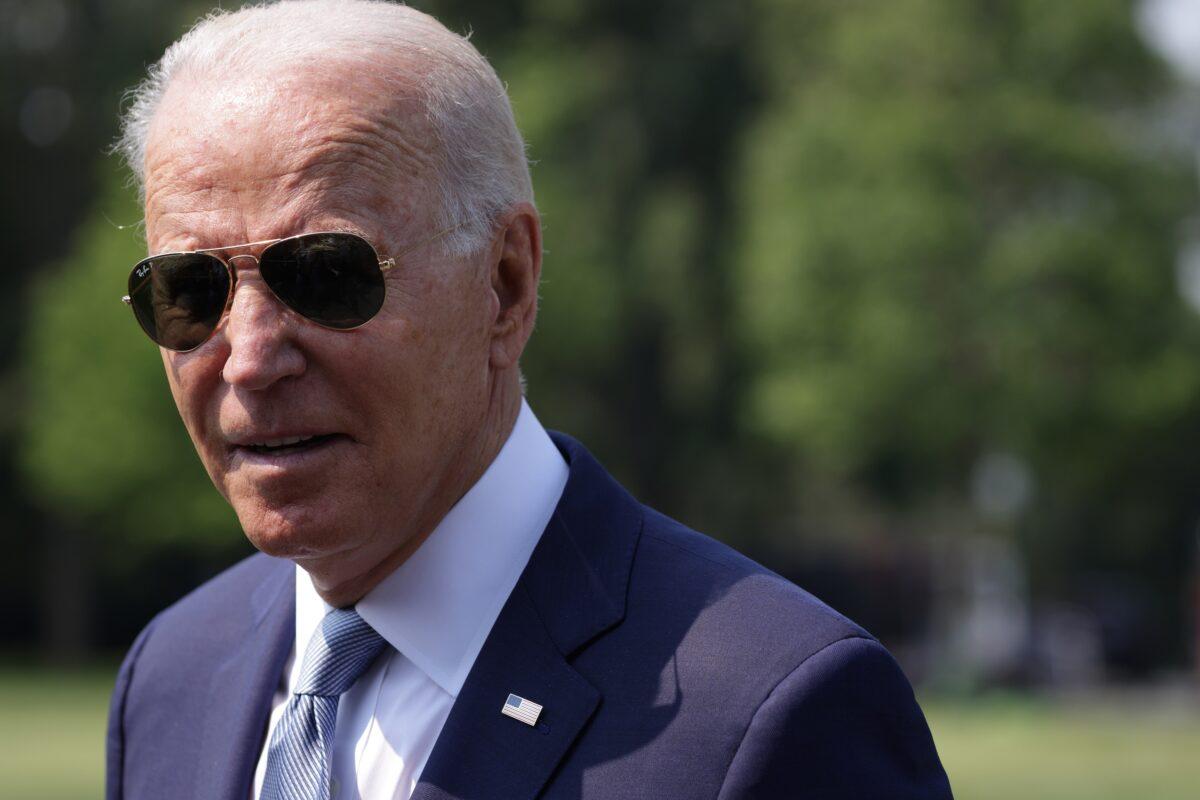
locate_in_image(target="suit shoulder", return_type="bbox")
[633,506,874,665]
[717,635,953,798]
[117,552,290,706]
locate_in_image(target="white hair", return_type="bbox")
[115,0,532,257]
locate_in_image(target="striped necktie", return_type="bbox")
[260,607,388,800]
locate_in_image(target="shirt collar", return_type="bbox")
[294,398,569,696]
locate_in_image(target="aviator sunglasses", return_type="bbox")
[122,228,451,352]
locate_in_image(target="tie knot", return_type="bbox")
[294,607,388,697]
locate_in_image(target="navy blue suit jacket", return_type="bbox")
[106,434,952,799]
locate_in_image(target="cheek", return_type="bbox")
[162,352,192,423]
[361,286,492,442]
[162,349,224,456]
[383,270,492,374]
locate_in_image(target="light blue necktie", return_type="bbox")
[260,607,388,800]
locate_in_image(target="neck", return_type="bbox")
[307,371,524,607]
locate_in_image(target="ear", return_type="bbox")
[488,202,541,370]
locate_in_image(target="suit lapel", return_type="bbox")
[196,559,295,800]
[410,583,600,800]
[412,434,644,800]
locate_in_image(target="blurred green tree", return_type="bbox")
[737,0,1200,661]
[428,0,775,530]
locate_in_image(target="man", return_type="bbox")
[106,1,953,798]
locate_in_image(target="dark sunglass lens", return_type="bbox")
[259,233,385,329]
[128,253,230,351]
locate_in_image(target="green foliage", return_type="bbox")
[460,0,766,525]
[19,163,238,549]
[737,0,1200,558]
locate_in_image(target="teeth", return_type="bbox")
[251,435,316,449]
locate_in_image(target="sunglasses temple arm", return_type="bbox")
[381,224,464,271]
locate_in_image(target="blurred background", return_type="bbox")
[3,0,1200,796]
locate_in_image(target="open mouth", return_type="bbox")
[243,433,339,456]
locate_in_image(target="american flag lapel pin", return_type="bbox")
[501,693,543,726]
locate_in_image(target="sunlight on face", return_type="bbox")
[142,69,498,597]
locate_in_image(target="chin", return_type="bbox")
[236,501,343,560]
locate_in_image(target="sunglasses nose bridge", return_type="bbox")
[225,251,291,314]
[223,252,260,305]
[226,253,260,267]
[225,251,295,317]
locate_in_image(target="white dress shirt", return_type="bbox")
[251,400,569,800]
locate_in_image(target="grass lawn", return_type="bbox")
[924,692,1200,800]
[0,666,114,800]
[1,667,1197,799]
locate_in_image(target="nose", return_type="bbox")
[219,260,306,389]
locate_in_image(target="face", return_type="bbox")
[142,73,503,594]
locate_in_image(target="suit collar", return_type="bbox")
[522,432,643,655]
[412,432,643,800]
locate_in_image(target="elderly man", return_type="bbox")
[106,2,952,799]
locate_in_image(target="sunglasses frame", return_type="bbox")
[122,227,456,352]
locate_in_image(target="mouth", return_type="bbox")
[230,432,349,464]
[243,433,338,455]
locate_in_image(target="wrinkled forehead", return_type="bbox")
[143,68,437,251]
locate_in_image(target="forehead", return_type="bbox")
[143,70,435,250]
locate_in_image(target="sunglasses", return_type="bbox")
[122,229,449,352]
